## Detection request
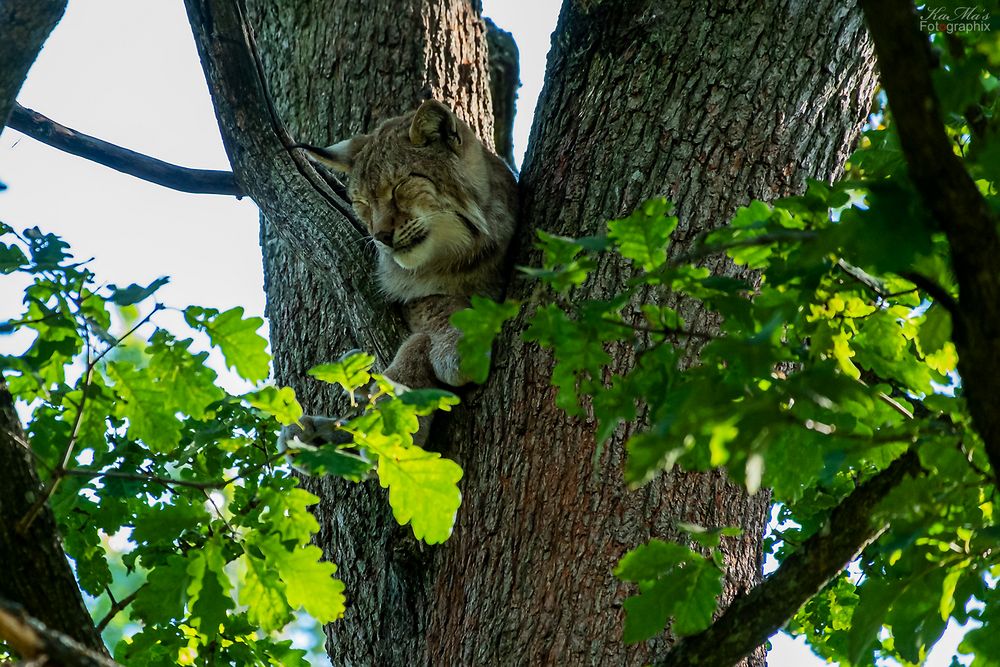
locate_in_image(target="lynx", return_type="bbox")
[282,99,517,447]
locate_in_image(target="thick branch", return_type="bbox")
[657,450,922,667]
[0,598,120,667]
[0,378,107,653]
[7,104,243,196]
[860,0,1000,480]
[183,0,406,362]
[484,18,520,169]
[0,0,66,130]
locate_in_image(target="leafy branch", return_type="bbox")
[860,0,1000,483]
[16,304,162,535]
[656,451,923,667]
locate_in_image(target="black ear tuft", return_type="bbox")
[409,99,462,152]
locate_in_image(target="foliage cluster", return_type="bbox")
[0,224,461,664]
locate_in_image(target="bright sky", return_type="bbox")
[0,2,971,665]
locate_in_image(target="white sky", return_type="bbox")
[0,2,971,665]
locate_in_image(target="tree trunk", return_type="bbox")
[0,0,66,130]
[430,1,877,665]
[245,1,496,663]
[240,0,875,665]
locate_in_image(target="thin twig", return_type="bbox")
[61,467,227,491]
[95,587,143,633]
[899,271,960,315]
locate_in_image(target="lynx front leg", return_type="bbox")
[382,332,438,390]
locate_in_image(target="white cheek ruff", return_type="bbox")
[429,214,476,255]
[393,241,435,269]
[390,213,476,269]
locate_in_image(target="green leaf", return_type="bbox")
[919,303,952,356]
[254,487,320,545]
[371,439,463,544]
[671,561,724,635]
[399,388,460,415]
[240,551,291,633]
[0,242,28,274]
[309,350,376,395]
[147,331,225,420]
[848,578,903,664]
[186,538,234,635]
[608,198,678,271]
[107,277,169,305]
[622,576,677,644]
[259,537,346,624]
[451,297,520,384]
[23,227,71,268]
[615,539,691,582]
[185,306,270,383]
[106,361,182,453]
[616,541,722,642]
[245,386,302,425]
[131,556,189,626]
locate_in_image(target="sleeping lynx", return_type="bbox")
[282,99,517,447]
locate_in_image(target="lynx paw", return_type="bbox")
[278,415,352,450]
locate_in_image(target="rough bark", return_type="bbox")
[429,1,878,664]
[0,0,66,131]
[0,380,106,653]
[485,17,520,168]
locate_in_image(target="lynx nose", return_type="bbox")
[374,231,394,248]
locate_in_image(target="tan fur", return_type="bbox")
[282,100,517,448]
[310,99,517,389]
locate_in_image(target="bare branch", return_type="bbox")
[7,104,244,197]
[656,450,923,667]
[860,0,1000,481]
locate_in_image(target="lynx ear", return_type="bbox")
[298,134,370,172]
[409,99,462,152]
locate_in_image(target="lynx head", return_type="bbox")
[305,100,513,286]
